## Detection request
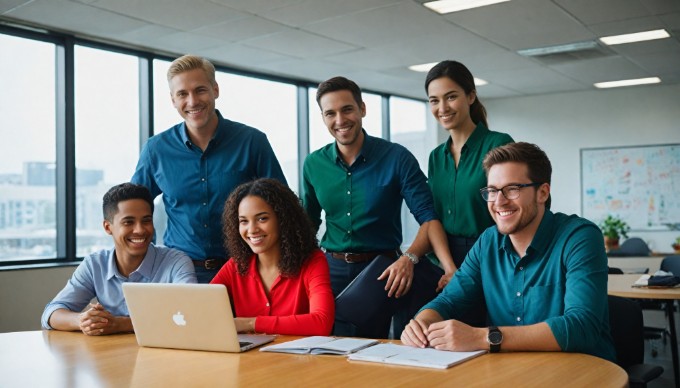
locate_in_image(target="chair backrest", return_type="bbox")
[615,237,651,256]
[608,295,644,368]
[660,255,680,275]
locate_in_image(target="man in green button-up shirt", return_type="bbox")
[401,142,615,361]
[302,76,456,338]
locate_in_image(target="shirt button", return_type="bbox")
[447,209,451,214]
[204,224,208,228]
[266,302,269,307]
[516,292,521,297]
[519,267,524,271]
[347,172,351,176]
[516,317,522,322]
[203,203,207,206]
[347,191,350,195]
[201,178,205,182]
[347,230,351,234]
[347,212,351,216]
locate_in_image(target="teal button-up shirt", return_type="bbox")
[421,211,616,361]
[428,123,513,238]
[302,131,437,252]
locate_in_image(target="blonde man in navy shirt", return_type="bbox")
[132,55,286,283]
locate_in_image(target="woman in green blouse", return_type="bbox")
[424,61,513,324]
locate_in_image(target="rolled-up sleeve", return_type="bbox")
[41,259,97,329]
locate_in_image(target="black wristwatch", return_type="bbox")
[487,326,503,353]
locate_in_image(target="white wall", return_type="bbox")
[0,265,76,333]
[485,83,680,252]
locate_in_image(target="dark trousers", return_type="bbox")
[447,234,488,327]
[330,254,443,339]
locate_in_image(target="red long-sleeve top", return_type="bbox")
[210,249,334,336]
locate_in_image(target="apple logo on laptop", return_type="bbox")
[172,311,187,326]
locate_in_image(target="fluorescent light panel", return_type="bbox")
[599,29,670,45]
[407,62,488,86]
[517,41,598,57]
[424,0,510,14]
[594,77,661,89]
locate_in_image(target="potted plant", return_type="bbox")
[672,236,680,253]
[599,215,630,251]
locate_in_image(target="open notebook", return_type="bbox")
[260,336,378,355]
[348,343,486,369]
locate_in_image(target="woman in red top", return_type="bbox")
[210,178,334,336]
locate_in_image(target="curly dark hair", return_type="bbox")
[223,178,318,277]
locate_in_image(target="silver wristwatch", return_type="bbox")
[402,251,419,265]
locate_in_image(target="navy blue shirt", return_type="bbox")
[131,110,286,259]
[302,131,437,252]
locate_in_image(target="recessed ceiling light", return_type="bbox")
[594,77,661,89]
[408,62,489,86]
[517,41,599,57]
[599,29,670,46]
[423,0,510,15]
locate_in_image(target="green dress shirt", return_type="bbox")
[428,123,513,238]
[421,211,616,361]
[302,131,437,252]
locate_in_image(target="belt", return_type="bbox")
[192,258,228,270]
[326,250,400,263]
[447,235,478,246]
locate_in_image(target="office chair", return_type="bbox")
[608,237,651,257]
[643,255,680,356]
[608,295,664,388]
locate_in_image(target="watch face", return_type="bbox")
[488,331,502,345]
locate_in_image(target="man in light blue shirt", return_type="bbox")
[42,183,196,335]
[401,142,615,361]
[131,55,286,283]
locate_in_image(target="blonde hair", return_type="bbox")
[167,54,216,86]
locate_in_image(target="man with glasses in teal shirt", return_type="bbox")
[401,142,615,361]
[302,76,456,338]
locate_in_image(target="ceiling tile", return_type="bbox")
[550,56,649,84]
[484,66,588,94]
[5,0,148,35]
[210,0,304,14]
[143,31,227,53]
[554,0,651,25]
[197,43,297,68]
[243,29,358,58]
[89,0,247,30]
[259,0,398,27]
[303,1,455,48]
[192,16,289,42]
[0,0,30,14]
[628,48,680,75]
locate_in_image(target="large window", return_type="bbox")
[389,97,430,250]
[0,34,57,262]
[0,25,428,267]
[74,46,140,256]
[216,73,299,190]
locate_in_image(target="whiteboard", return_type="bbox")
[581,144,680,231]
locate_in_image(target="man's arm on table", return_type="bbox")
[49,303,133,336]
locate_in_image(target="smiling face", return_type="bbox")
[427,76,476,131]
[486,162,549,242]
[103,199,154,263]
[319,89,366,149]
[238,195,281,261]
[170,68,219,135]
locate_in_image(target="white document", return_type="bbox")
[260,336,378,355]
[632,274,651,287]
[348,343,486,369]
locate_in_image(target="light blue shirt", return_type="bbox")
[421,211,616,361]
[41,244,196,329]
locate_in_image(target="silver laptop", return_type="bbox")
[123,283,275,352]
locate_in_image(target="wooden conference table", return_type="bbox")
[0,330,627,387]
[609,274,680,387]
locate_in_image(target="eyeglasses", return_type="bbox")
[480,183,543,202]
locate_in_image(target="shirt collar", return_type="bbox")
[332,129,371,165]
[180,110,224,149]
[106,244,158,281]
[499,210,554,257]
[444,121,490,155]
